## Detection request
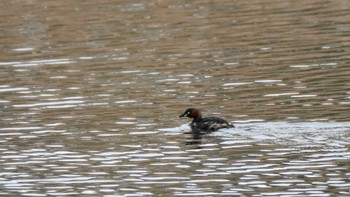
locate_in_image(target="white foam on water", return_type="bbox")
[210,122,350,147]
[161,122,350,147]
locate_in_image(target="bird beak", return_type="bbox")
[179,112,186,118]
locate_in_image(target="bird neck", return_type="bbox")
[192,115,203,122]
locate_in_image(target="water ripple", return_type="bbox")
[1,0,350,196]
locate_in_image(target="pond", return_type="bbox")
[0,0,350,196]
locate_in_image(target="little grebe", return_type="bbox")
[179,108,234,133]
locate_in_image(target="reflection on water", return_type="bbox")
[0,122,349,196]
[1,0,350,196]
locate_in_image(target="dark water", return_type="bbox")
[1,0,350,196]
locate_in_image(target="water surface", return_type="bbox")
[1,0,350,196]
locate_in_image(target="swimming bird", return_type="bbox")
[179,108,234,134]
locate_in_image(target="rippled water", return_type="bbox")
[1,0,350,196]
